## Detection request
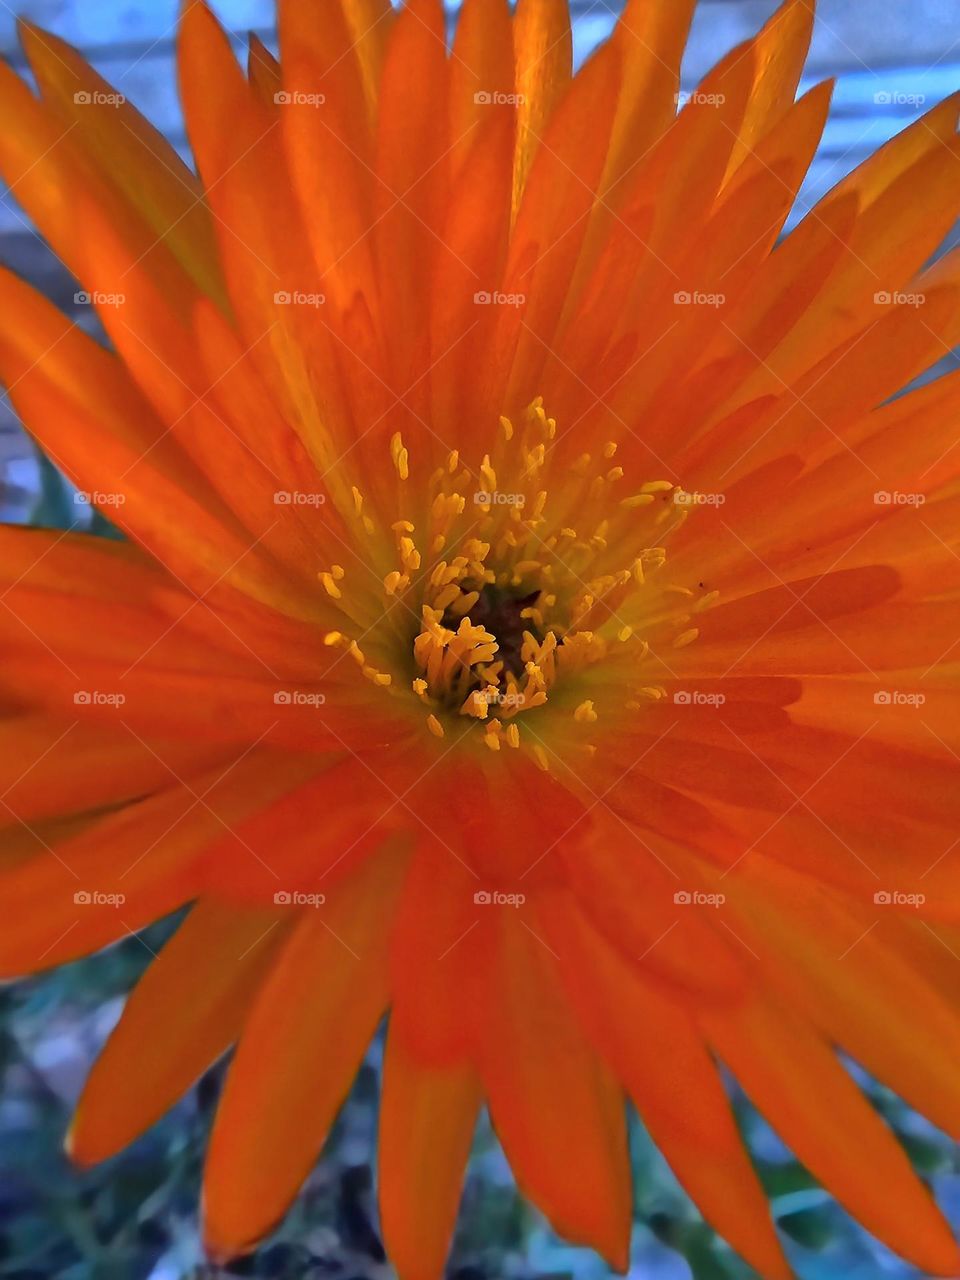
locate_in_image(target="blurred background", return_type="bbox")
[1,2,960,1279]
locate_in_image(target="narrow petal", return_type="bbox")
[479,908,632,1269]
[70,899,287,1164]
[706,996,960,1276]
[379,1035,481,1280]
[203,838,410,1258]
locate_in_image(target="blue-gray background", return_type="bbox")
[0,4,959,1280]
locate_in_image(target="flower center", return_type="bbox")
[321,399,715,764]
[453,585,543,678]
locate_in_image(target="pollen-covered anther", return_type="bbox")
[320,566,344,599]
[390,431,409,481]
[460,689,491,719]
[673,627,700,649]
[350,485,376,536]
[397,535,421,573]
[627,685,668,711]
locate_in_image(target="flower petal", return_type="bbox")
[479,907,632,1269]
[379,1035,481,1280]
[202,838,410,1258]
[706,996,960,1276]
[70,898,287,1164]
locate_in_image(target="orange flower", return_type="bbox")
[2,0,960,1273]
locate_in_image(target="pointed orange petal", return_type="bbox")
[601,0,696,199]
[733,861,960,1141]
[479,908,631,1270]
[379,1035,481,1280]
[19,20,225,305]
[511,0,572,214]
[278,0,379,310]
[449,0,513,173]
[707,997,960,1276]
[202,839,410,1258]
[539,892,792,1280]
[247,33,282,105]
[723,0,815,180]
[70,899,286,1164]
[0,714,221,824]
